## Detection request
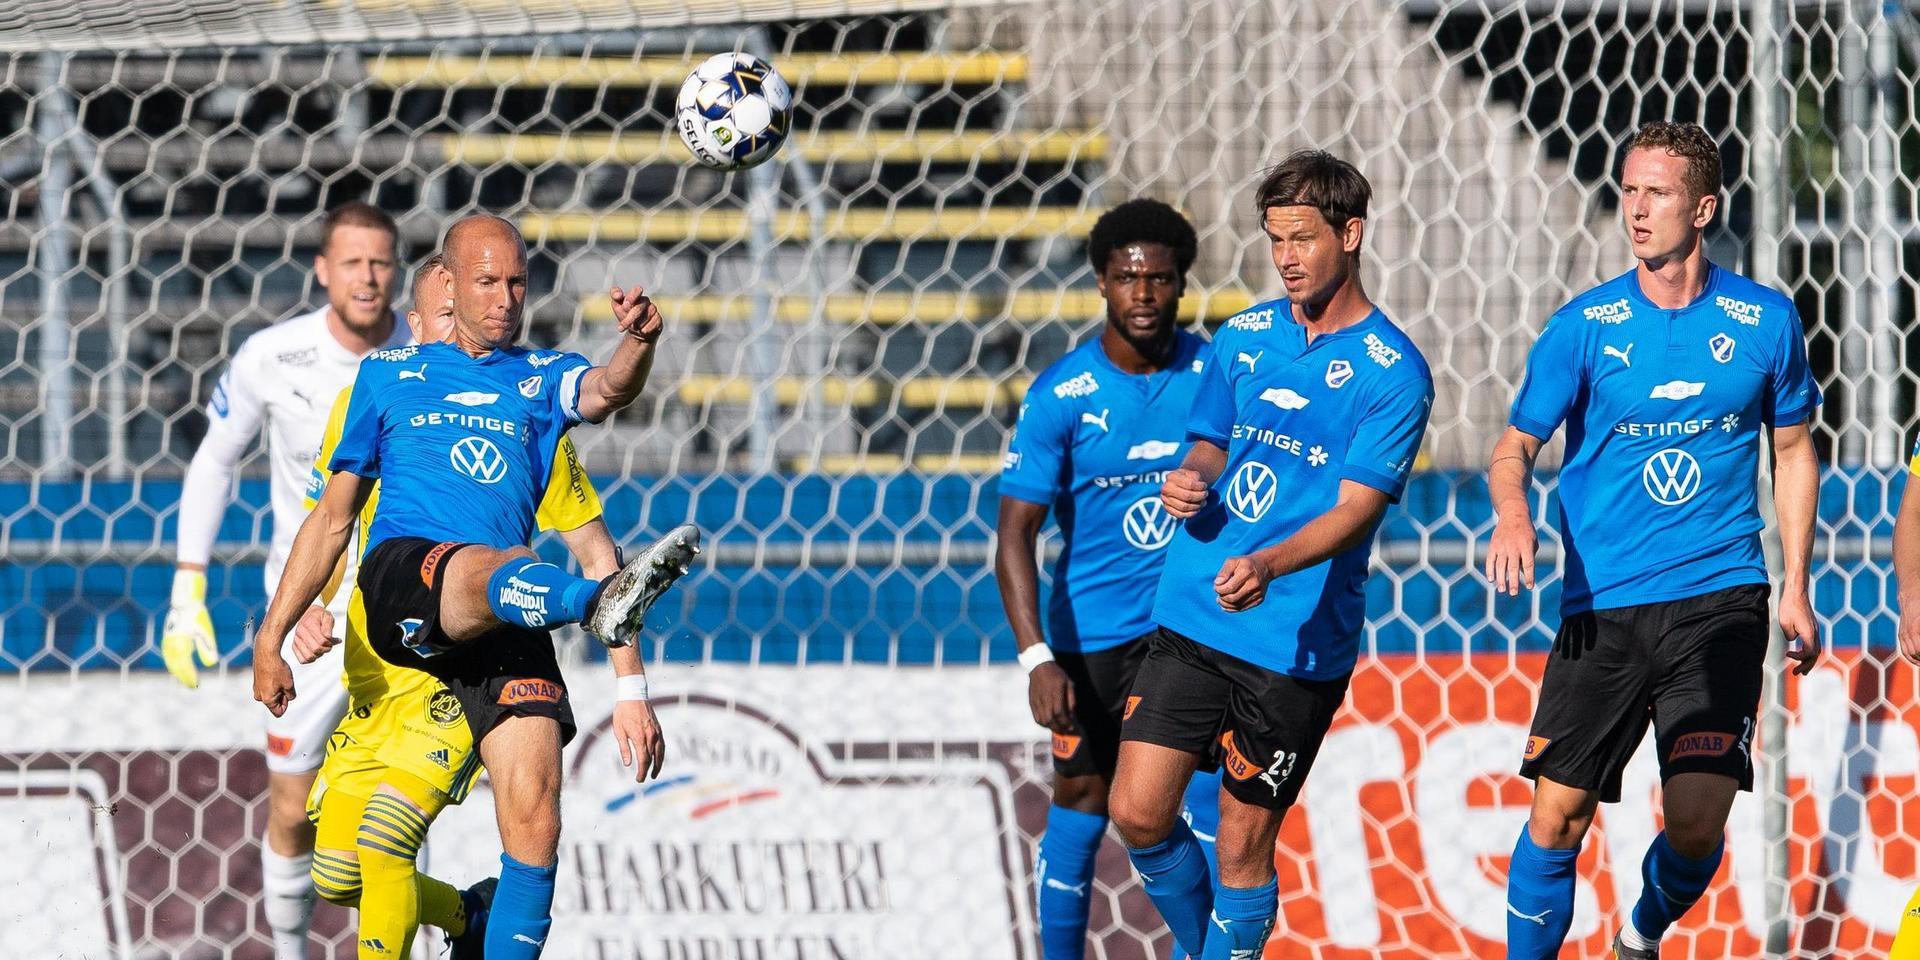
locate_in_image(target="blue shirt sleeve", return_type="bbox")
[1343,375,1434,501]
[327,364,384,478]
[1509,314,1586,441]
[1763,304,1820,426]
[1185,337,1235,447]
[998,392,1072,505]
[548,352,595,424]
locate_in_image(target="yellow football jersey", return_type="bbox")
[307,385,605,705]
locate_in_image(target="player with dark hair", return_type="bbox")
[1488,120,1821,959]
[1109,151,1434,959]
[161,199,410,959]
[253,214,697,959]
[996,198,1221,960]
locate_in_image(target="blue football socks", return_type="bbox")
[1505,826,1579,960]
[487,557,598,630]
[1036,805,1108,960]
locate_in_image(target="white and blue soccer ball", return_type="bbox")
[675,52,793,172]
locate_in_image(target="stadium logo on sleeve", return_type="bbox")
[449,436,508,484]
[1325,360,1354,389]
[518,375,542,399]
[1225,462,1277,522]
[1709,333,1737,363]
[1123,496,1177,550]
[1642,448,1702,506]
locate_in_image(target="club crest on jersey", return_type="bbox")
[1123,496,1177,551]
[1259,387,1310,411]
[1709,333,1736,363]
[449,436,509,484]
[518,375,542,399]
[1325,359,1354,389]
[427,689,464,728]
[1642,448,1702,506]
[1225,461,1277,522]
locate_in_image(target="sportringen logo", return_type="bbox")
[449,436,508,484]
[1123,496,1176,550]
[1642,448,1702,506]
[1225,461,1277,522]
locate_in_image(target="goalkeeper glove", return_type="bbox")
[161,569,220,688]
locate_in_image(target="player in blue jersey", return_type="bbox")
[1107,151,1434,960]
[995,199,1223,960]
[251,214,699,960]
[1487,122,1822,960]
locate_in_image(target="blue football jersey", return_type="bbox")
[1151,302,1433,679]
[1510,263,1819,614]
[1000,331,1212,653]
[329,340,593,551]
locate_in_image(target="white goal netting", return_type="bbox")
[0,2,1916,958]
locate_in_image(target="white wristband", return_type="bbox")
[615,674,650,702]
[1017,644,1055,673]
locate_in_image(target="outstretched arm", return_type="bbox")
[575,285,663,423]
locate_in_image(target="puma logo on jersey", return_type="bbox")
[1044,877,1089,897]
[1236,350,1263,372]
[513,934,547,947]
[1081,409,1110,433]
[1603,343,1633,367]
[399,366,427,381]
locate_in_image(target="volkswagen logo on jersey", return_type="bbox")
[1642,448,1702,505]
[1709,333,1736,363]
[449,436,509,484]
[1225,461,1278,522]
[1123,496,1177,550]
[1325,360,1354,389]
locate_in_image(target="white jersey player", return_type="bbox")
[162,202,409,960]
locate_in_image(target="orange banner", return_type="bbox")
[1259,649,1918,958]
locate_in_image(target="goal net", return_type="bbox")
[0,1,1912,958]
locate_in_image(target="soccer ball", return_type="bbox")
[675,52,793,172]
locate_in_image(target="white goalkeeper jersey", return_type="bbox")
[175,307,409,610]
